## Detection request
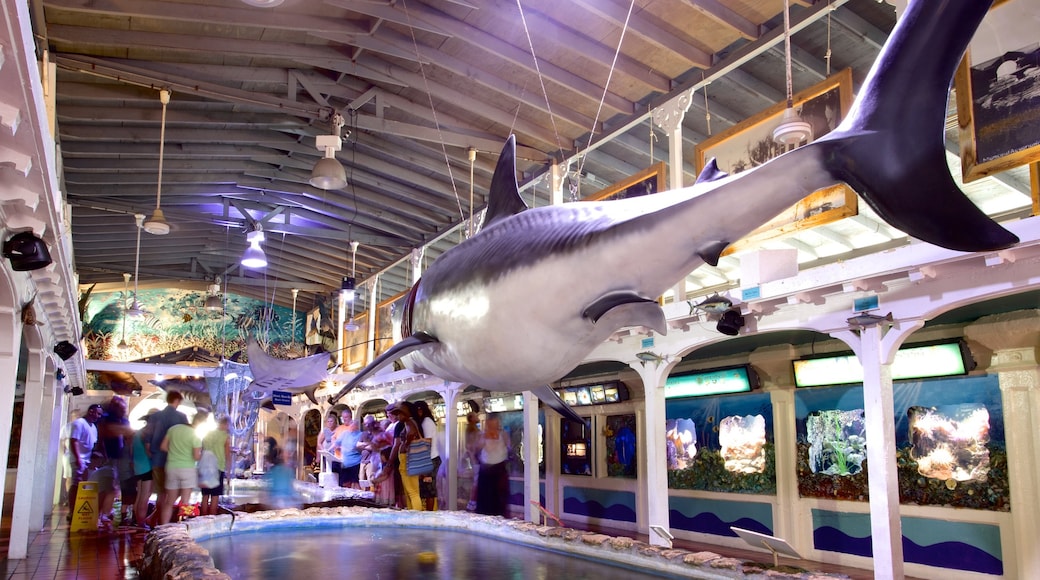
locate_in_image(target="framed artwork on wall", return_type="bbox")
[955,0,1040,182]
[694,68,857,256]
[583,162,666,202]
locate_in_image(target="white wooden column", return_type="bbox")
[441,382,463,511]
[365,277,378,364]
[833,318,918,580]
[650,88,694,302]
[630,355,678,547]
[964,313,1040,580]
[522,390,540,522]
[550,160,565,206]
[9,345,47,558]
[0,310,23,533]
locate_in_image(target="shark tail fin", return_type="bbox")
[817,0,1016,253]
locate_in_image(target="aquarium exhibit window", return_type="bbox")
[561,417,593,476]
[484,393,526,413]
[793,339,972,387]
[554,381,628,406]
[497,410,545,477]
[664,365,757,399]
[432,400,480,420]
[806,409,867,476]
[604,414,637,478]
[719,415,768,474]
[908,404,990,483]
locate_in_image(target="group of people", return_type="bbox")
[65,390,231,530]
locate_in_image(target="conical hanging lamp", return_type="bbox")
[117,273,131,350]
[344,241,360,332]
[772,0,813,147]
[143,89,172,235]
[127,213,147,317]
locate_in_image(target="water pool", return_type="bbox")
[201,527,672,579]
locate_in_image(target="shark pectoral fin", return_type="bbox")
[328,332,438,403]
[697,240,729,267]
[695,158,729,184]
[595,300,668,335]
[531,385,585,424]
[586,293,657,324]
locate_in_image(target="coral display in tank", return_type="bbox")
[908,404,990,482]
[665,418,697,470]
[719,414,766,474]
[666,392,776,494]
[807,409,867,476]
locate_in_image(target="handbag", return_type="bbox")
[406,438,434,476]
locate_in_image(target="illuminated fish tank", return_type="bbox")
[719,414,767,474]
[908,404,990,483]
[806,409,867,476]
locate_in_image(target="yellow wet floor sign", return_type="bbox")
[70,481,99,532]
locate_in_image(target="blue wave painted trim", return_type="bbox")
[813,527,1003,575]
[562,497,637,522]
[669,510,770,537]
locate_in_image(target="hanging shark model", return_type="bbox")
[330,0,1016,422]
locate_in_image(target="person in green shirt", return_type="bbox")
[158,413,204,524]
[199,415,231,516]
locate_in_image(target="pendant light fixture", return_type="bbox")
[241,225,267,268]
[143,89,172,235]
[127,213,147,317]
[772,0,813,147]
[117,273,131,350]
[344,241,360,331]
[205,277,223,311]
[310,113,347,190]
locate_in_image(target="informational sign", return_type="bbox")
[70,481,99,532]
[272,390,293,406]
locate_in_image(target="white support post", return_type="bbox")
[523,390,540,522]
[651,88,694,302]
[631,355,677,547]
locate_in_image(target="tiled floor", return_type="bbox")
[0,510,147,580]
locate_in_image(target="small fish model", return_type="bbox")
[331,0,1014,423]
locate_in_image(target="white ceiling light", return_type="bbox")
[241,227,268,269]
[310,113,347,190]
[344,241,360,331]
[143,89,172,235]
[240,0,284,6]
[772,0,813,147]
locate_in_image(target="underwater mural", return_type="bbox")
[666,392,776,494]
[82,288,306,363]
[498,410,545,477]
[795,374,1008,510]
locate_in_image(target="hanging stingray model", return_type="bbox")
[331,0,1015,423]
[246,338,329,405]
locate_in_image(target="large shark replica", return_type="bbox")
[331,0,1017,422]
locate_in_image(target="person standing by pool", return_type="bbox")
[412,400,440,511]
[147,390,187,525]
[474,413,511,517]
[199,415,231,516]
[374,401,422,510]
[158,411,203,524]
[130,410,157,528]
[333,413,363,489]
[316,412,341,477]
[66,403,103,521]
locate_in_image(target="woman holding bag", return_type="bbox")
[372,401,422,510]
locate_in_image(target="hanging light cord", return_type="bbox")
[515,0,566,159]
[132,214,142,305]
[155,89,169,210]
[824,0,833,76]
[783,0,794,108]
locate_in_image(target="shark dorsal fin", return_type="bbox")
[695,158,728,184]
[483,135,529,229]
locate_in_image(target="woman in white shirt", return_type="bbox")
[474,413,510,517]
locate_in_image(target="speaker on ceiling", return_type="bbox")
[54,340,78,361]
[716,308,746,336]
[2,231,52,271]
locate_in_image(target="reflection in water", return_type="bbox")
[719,415,766,474]
[203,527,673,579]
[908,405,990,483]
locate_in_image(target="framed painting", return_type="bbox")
[374,290,408,357]
[694,68,858,255]
[955,0,1040,182]
[583,162,666,201]
[341,312,369,371]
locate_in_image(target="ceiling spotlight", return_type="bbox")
[772,0,813,147]
[241,228,267,269]
[310,114,347,190]
[716,307,746,336]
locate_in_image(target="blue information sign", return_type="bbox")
[272,390,293,406]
